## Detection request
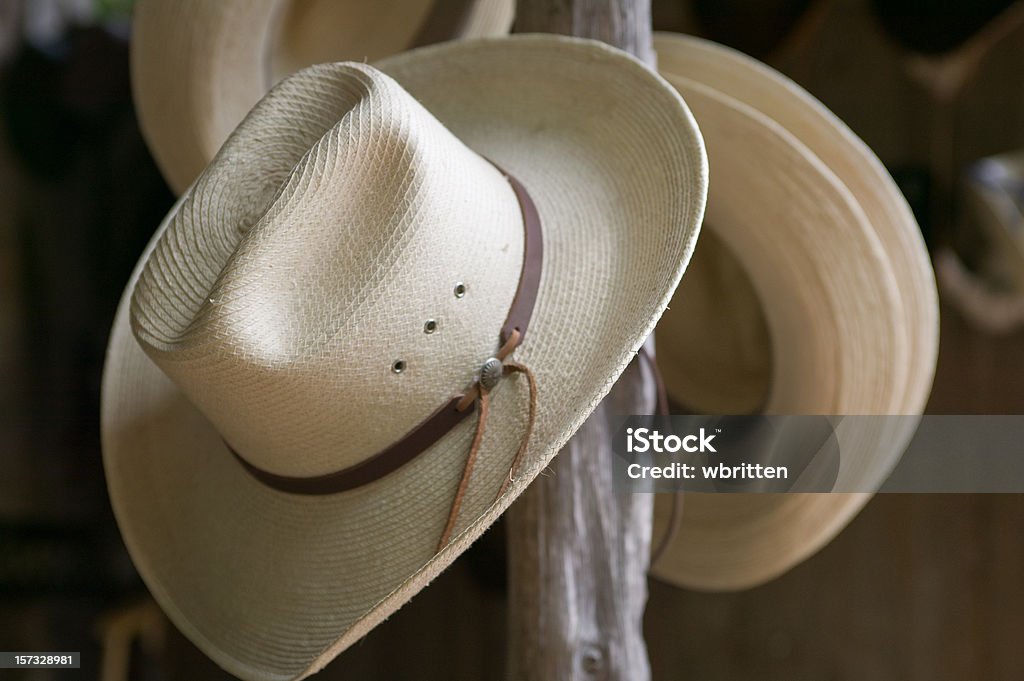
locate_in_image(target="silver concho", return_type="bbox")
[480,357,503,390]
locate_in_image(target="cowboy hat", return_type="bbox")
[130,0,515,195]
[649,34,938,591]
[103,35,707,680]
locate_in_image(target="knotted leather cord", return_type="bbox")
[454,328,522,412]
[497,359,538,496]
[438,384,491,551]
[441,345,666,555]
[437,329,538,551]
[636,345,684,567]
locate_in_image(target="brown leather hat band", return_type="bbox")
[232,396,474,494]
[229,165,543,495]
[500,169,543,346]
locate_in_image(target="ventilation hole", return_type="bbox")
[424,319,438,334]
[454,282,467,298]
[391,360,406,374]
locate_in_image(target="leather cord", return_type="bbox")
[437,346,538,551]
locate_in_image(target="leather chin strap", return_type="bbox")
[229,165,543,497]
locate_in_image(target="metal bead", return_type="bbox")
[479,357,503,390]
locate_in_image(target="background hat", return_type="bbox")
[130,0,515,195]
[649,34,938,591]
[104,35,707,680]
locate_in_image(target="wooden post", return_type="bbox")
[515,0,654,63]
[506,2,658,680]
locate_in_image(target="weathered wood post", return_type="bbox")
[506,2,659,680]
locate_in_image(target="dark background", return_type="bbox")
[1,0,1023,678]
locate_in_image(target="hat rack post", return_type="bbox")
[506,2,658,680]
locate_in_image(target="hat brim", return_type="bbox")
[650,35,937,591]
[131,0,515,195]
[104,36,706,680]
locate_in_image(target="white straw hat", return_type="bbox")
[131,0,515,195]
[103,35,707,680]
[649,34,938,591]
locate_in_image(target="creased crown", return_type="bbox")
[130,63,524,478]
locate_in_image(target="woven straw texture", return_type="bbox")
[650,34,938,591]
[131,0,515,195]
[103,36,706,681]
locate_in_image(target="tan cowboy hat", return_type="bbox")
[131,0,515,195]
[649,34,938,591]
[103,35,707,680]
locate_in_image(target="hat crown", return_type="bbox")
[130,63,524,478]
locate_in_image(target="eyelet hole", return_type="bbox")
[454,282,467,298]
[424,319,438,334]
[391,360,406,374]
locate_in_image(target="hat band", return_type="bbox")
[228,165,543,494]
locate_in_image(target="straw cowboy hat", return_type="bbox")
[648,34,938,591]
[131,0,515,195]
[103,35,707,680]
